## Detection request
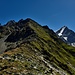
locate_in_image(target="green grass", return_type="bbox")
[0,20,75,75]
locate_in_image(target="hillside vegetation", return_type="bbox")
[0,18,75,75]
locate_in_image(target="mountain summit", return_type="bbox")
[56,26,75,46]
[0,19,75,75]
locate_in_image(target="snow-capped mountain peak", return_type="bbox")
[56,26,75,46]
[58,26,67,36]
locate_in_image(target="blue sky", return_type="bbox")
[0,0,75,31]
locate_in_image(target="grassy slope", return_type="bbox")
[28,20,75,74]
[0,20,75,75]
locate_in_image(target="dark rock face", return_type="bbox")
[5,26,34,42]
[56,26,75,46]
[0,18,36,53]
[6,20,16,26]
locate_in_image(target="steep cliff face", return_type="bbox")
[56,26,75,46]
[0,19,75,75]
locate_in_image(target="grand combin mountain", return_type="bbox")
[0,18,75,75]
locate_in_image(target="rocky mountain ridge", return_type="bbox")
[0,18,75,75]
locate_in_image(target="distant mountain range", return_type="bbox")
[0,18,75,75]
[56,26,75,46]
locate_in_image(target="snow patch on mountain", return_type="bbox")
[70,43,75,47]
[58,26,66,36]
[63,37,68,41]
